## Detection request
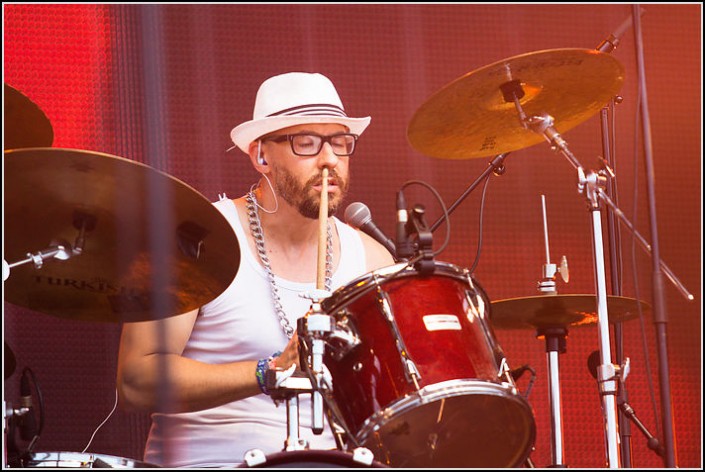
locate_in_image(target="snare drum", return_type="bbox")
[319,262,535,468]
[24,451,159,468]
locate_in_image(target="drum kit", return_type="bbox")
[3,42,690,468]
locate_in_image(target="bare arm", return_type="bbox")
[116,310,299,413]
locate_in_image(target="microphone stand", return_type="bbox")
[631,5,676,466]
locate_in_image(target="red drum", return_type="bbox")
[240,449,387,468]
[319,262,535,468]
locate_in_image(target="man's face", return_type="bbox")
[263,123,351,219]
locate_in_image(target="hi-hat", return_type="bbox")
[4,148,240,323]
[490,294,649,330]
[4,84,54,150]
[407,48,625,159]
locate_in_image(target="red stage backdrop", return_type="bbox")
[3,4,701,468]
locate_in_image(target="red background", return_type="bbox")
[3,4,701,468]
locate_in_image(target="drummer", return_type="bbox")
[116,72,394,467]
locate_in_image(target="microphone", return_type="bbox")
[19,369,38,440]
[344,202,396,257]
[587,349,601,379]
[395,190,412,260]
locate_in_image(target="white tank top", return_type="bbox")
[144,198,367,468]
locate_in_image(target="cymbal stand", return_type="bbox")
[537,326,568,468]
[511,98,622,465]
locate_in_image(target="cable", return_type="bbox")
[81,389,119,453]
[468,174,491,275]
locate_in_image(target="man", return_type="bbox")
[116,72,395,467]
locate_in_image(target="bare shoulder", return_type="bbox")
[357,229,396,271]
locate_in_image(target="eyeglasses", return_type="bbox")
[262,132,358,157]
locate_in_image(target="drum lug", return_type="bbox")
[375,285,422,386]
[351,447,376,466]
[243,449,268,467]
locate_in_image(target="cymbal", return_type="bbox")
[4,148,240,323]
[407,48,625,159]
[490,294,649,330]
[4,84,54,150]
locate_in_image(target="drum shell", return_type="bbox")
[320,262,535,468]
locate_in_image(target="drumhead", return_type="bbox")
[24,451,160,468]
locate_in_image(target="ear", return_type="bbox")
[248,140,269,171]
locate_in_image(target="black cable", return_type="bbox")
[468,174,491,275]
[399,179,451,258]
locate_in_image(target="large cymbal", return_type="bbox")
[4,84,54,150]
[490,294,649,330]
[4,148,240,323]
[408,48,625,159]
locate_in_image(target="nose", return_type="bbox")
[316,142,340,169]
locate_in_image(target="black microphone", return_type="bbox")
[19,369,38,440]
[395,190,412,260]
[587,349,601,379]
[344,202,396,257]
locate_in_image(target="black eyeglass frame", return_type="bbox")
[262,132,359,157]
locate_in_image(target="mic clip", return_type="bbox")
[407,205,434,275]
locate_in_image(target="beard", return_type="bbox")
[273,165,349,219]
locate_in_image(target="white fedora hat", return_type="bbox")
[230,72,371,153]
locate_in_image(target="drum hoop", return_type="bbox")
[25,451,157,468]
[353,379,532,443]
[322,260,485,313]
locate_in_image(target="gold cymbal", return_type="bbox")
[407,48,625,159]
[4,84,54,150]
[4,148,240,323]
[490,294,649,330]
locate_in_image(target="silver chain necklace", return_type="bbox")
[246,191,333,339]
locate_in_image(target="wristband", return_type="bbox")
[255,351,282,395]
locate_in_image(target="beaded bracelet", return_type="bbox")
[255,351,282,395]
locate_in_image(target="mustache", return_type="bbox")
[308,169,342,187]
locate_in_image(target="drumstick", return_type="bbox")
[316,167,329,290]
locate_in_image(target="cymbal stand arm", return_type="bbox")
[5,240,73,276]
[429,152,511,233]
[595,188,693,301]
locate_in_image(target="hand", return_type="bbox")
[272,332,300,371]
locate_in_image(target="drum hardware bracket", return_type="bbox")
[596,357,630,396]
[374,285,422,387]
